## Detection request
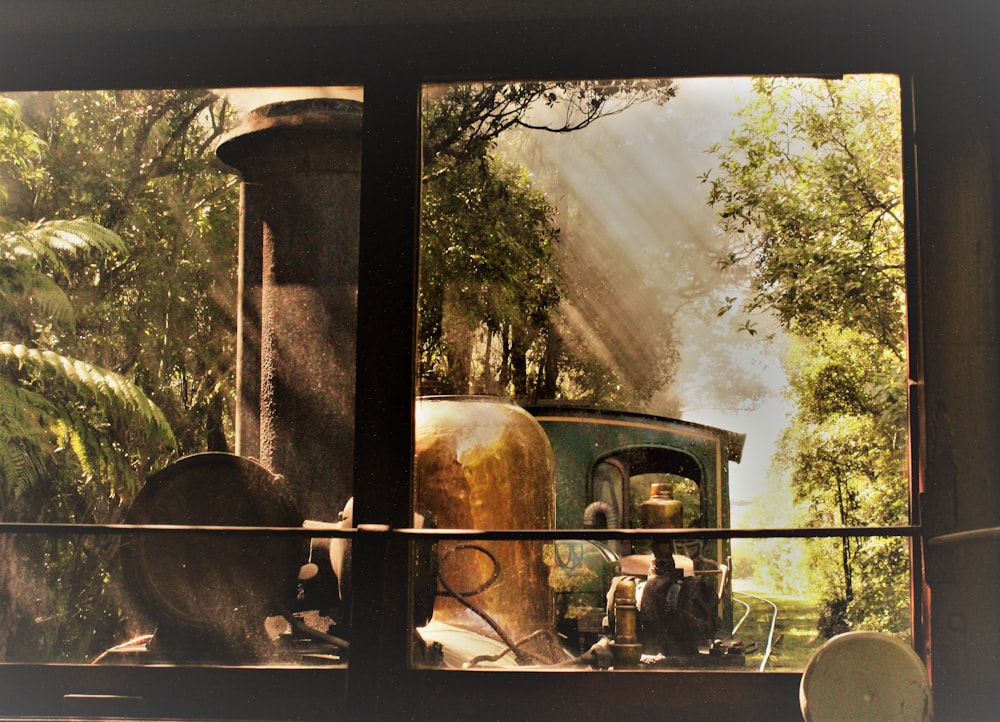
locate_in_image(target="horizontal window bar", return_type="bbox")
[927,526,1000,547]
[395,526,920,541]
[0,522,919,540]
[0,522,344,537]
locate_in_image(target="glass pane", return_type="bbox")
[0,86,361,667]
[410,535,910,671]
[1,526,352,665]
[414,75,909,667]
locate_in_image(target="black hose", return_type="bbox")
[438,542,501,596]
[465,629,579,668]
[436,543,541,665]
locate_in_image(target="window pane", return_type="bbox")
[0,86,362,668]
[1,525,355,666]
[414,76,908,668]
[409,534,909,672]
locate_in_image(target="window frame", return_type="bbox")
[0,8,934,721]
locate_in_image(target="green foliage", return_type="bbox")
[0,218,125,334]
[18,89,240,455]
[420,154,561,396]
[0,90,233,661]
[704,76,905,357]
[0,215,175,509]
[707,76,908,636]
[419,81,676,402]
[0,97,44,202]
[777,329,908,634]
[1,343,174,475]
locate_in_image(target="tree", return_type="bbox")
[419,154,562,397]
[14,89,240,455]
[1,95,180,660]
[705,76,908,635]
[419,81,676,402]
[704,76,905,355]
[424,81,676,166]
[777,328,908,634]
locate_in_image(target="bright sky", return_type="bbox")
[502,77,793,524]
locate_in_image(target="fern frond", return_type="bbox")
[1,219,122,333]
[0,428,42,506]
[24,274,76,329]
[0,342,176,449]
[58,414,98,480]
[4,219,126,265]
[0,378,54,505]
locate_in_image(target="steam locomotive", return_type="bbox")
[102,397,746,669]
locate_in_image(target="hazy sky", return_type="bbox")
[499,77,792,521]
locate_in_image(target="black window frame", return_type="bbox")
[3,3,986,719]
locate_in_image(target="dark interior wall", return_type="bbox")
[912,66,1000,719]
[0,1,991,90]
[0,0,956,32]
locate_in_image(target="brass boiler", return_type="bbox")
[415,397,555,642]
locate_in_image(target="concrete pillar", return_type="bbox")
[217,99,362,520]
[235,181,263,460]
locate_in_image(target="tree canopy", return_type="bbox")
[705,76,905,355]
[706,75,908,635]
[419,80,676,402]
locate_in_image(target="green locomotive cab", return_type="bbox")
[525,403,746,662]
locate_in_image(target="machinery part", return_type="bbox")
[800,631,932,722]
[633,479,719,657]
[120,453,305,661]
[415,397,555,642]
[637,568,718,656]
[583,500,619,529]
[608,577,642,668]
[641,482,684,529]
[436,543,541,665]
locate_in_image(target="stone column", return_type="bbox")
[217,99,362,520]
[234,181,263,460]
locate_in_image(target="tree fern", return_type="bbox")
[5,218,126,262]
[0,342,176,505]
[1,219,126,334]
[0,217,175,512]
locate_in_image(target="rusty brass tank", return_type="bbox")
[414,397,555,643]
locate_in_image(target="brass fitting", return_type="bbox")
[609,577,642,668]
